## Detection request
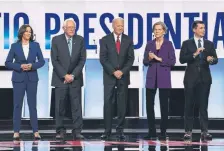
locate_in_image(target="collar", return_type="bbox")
[113,32,122,41]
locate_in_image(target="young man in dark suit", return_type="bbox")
[180,20,218,141]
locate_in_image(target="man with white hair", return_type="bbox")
[100,17,134,140]
[51,18,86,140]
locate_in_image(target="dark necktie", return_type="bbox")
[116,35,120,54]
[198,39,203,64]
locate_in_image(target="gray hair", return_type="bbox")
[152,21,168,34]
[112,17,124,24]
[63,18,76,27]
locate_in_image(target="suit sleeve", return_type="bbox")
[209,42,218,65]
[143,43,155,66]
[160,42,176,67]
[72,38,86,78]
[99,38,116,75]
[50,37,67,78]
[179,41,195,64]
[5,44,22,72]
[120,40,135,75]
[31,43,45,70]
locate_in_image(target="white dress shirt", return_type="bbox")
[194,35,204,48]
[113,32,122,42]
[22,44,29,59]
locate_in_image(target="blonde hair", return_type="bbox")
[152,21,168,34]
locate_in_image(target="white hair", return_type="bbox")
[63,18,76,27]
[112,17,124,24]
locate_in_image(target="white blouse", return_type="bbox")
[22,44,29,59]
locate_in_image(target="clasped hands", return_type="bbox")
[113,70,123,79]
[64,74,74,84]
[21,64,32,71]
[148,51,162,62]
[193,47,214,62]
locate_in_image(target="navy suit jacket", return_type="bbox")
[5,41,45,82]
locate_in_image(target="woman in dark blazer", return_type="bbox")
[143,21,176,140]
[5,24,45,140]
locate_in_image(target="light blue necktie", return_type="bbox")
[68,38,72,56]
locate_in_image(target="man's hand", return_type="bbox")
[194,47,204,57]
[64,74,73,84]
[116,70,123,79]
[113,71,120,79]
[113,70,123,79]
[207,56,214,63]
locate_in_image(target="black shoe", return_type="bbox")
[34,133,41,140]
[13,136,20,141]
[55,131,65,140]
[159,132,168,140]
[34,135,41,140]
[183,132,192,141]
[101,133,111,140]
[13,133,20,141]
[201,132,212,141]
[116,129,125,140]
[73,133,84,140]
[117,132,125,140]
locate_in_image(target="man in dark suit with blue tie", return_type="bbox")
[180,20,218,141]
[51,18,86,140]
[100,17,135,140]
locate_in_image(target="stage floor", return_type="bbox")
[0,132,224,151]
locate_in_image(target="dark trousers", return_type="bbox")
[55,84,83,134]
[146,88,169,135]
[103,80,128,134]
[12,73,38,133]
[184,82,211,132]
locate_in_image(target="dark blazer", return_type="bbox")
[5,42,45,82]
[179,38,218,87]
[100,33,134,85]
[143,39,176,88]
[51,34,86,87]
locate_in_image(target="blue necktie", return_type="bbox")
[198,39,203,64]
[68,38,72,56]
